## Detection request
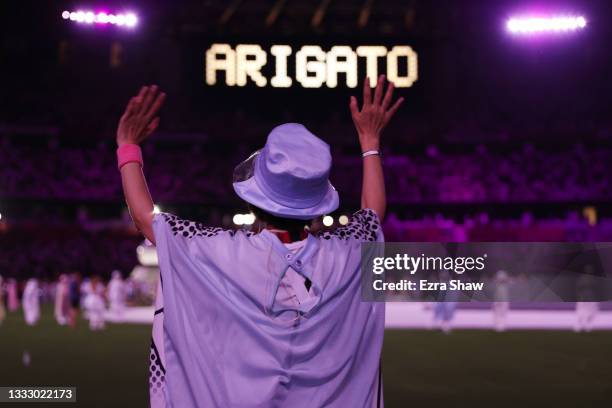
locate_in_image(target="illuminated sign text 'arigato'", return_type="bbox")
[205,44,418,89]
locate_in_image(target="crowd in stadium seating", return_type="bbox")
[1,137,610,205]
[0,225,141,281]
[1,207,607,282]
[2,131,611,280]
[340,143,611,204]
[2,213,611,281]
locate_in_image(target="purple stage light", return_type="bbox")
[507,15,587,35]
[61,10,138,28]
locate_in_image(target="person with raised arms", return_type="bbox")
[116,75,403,407]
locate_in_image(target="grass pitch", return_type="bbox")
[1,308,611,407]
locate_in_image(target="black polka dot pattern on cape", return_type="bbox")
[318,209,381,242]
[161,213,254,239]
[149,340,166,395]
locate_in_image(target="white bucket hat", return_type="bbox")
[233,123,339,220]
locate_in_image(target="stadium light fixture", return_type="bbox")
[322,216,334,227]
[233,213,255,226]
[506,15,587,35]
[61,9,138,28]
[243,213,256,225]
[233,214,244,225]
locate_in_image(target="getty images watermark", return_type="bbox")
[372,252,488,292]
[360,243,612,302]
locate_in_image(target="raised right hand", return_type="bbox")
[349,75,404,151]
[117,85,166,146]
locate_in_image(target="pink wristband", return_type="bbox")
[117,144,143,170]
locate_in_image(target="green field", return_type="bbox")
[1,308,611,407]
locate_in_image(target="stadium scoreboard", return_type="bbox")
[205,44,418,89]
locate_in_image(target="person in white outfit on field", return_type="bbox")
[54,274,70,325]
[493,270,511,332]
[575,269,598,332]
[23,278,41,326]
[84,275,106,330]
[107,270,127,317]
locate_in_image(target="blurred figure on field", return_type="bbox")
[125,277,136,300]
[575,269,598,332]
[54,274,70,325]
[107,270,126,317]
[40,280,53,304]
[575,302,598,332]
[492,270,511,332]
[0,275,5,325]
[432,270,457,333]
[432,302,457,333]
[7,278,19,311]
[23,278,40,326]
[68,272,82,328]
[84,275,106,330]
[80,277,91,320]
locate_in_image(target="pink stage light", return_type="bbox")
[507,15,587,34]
[61,10,138,28]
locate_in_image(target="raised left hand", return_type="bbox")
[116,85,166,146]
